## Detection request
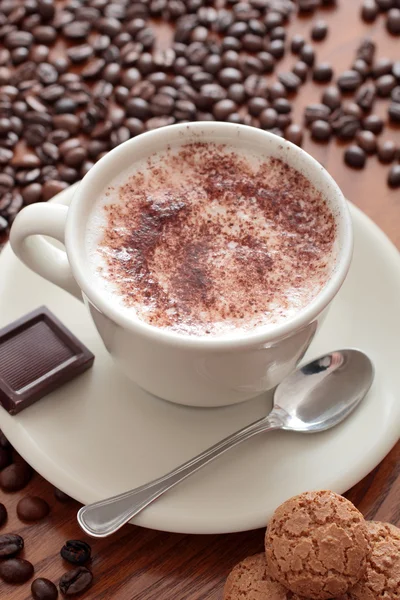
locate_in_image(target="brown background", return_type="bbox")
[1,1,399,598]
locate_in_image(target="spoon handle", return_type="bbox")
[77,413,282,538]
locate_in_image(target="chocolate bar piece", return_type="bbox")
[0,307,94,415]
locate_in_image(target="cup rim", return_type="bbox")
[66,122,353,350]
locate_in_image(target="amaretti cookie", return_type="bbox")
[265,490,370,599]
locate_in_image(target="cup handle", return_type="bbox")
[10,203,82,301]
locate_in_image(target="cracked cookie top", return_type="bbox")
[223,554,303,600]
[347,521,400,600]
[265,491,370,600]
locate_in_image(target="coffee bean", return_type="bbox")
[343,101,363,119]
[311,20,328,41]
[32,25,57,44]
[265,11,283,30]
[376,0,394,8]
[4,31,33,49]
[311,119,332,141]
[243,74,268,98]
[376,74,396,96]
[17,496,50,522]
[273,98,291,114]
[22,183,42,204]
[0,534,24,558]
[313,64,333,83]
[268,39,285,59]
[393,61,400,80]
[363,114,383,133]
[356,130,377,153]
[52,114,79,134]
[278,72,301,92]
[37,0,55,20]
[322,86,342,110]
[31,578,58,600]
[292,61,308,82]
[61,540,91,566]
[218,68,243,87]
[222,50,239,69]
[355,83,376,111]
[0,503,7,527]
[337,70,362,92]
[0,147,13,164]
[291,34,305,54]
[0,445,11,469]
[356,39,376,65]
[248,96,269,116]
[213,99,237,120]
[63,21,91,40]
[372,58,393,79]
[388,164,400,188]
[298,0,319,11]
[285,124,303,146]
[59,566,93,596]
[331,113,360,139]
[361,0,379,21]
[345,145,367,169]
[0,558,34,584]
[257,51,275,73]
[353,59,370,78]
[270,26,286,41]
[300,44,315,67]
[54,488,72,503]
[387,8,400,34]
[259,107,278,129]
[304,103,331,124]
[390,83,400,102]
[0,461,32,491]
[0,173,14,194]
[64,146,87,168]
[377,139,396,163]
[67,44,93,64]
[227,83,246,104]
[388,102,400,122]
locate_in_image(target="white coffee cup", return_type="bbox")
[10,123,353,407]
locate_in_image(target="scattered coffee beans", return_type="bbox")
[0,461,33,491]
[0,558,34,584]
[59,567,93,596]
[0,533,23,557]
[377,140,397,163]
[32,578,59,600]
[311,119,332,141]
[388,164,400,187]
[355,130,377,153]
[61,540,92,566]
[54,488,73,503]
[344,145,367,169]
[17,496,50,522]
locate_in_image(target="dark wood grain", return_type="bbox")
[0,1,399,598]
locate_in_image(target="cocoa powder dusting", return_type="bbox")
[94,143,336,336]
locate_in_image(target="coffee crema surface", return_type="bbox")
[86,143,336,336]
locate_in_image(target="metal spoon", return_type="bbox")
[78,349,374,538]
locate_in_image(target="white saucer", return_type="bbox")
[0,187,399,535]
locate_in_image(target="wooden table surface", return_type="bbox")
[1,1,399,599]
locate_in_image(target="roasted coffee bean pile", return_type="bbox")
[0,429,94,597]
[0,0,398,245]
[304,38,400,186]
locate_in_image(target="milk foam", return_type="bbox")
[85,143,336,337]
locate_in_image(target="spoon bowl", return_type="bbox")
[274,349,374,433]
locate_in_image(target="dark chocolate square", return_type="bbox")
[0,307,94,415]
